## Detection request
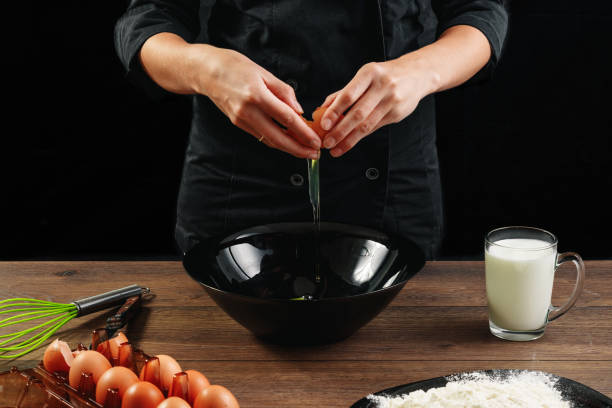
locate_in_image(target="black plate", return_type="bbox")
[351,370,612,407]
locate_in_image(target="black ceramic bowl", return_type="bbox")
[182,222,425,345]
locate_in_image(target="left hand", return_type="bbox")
[319,57,440,157]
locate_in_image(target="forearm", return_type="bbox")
[138,32,320,158]
[318,24,494,156]
[139,32,215,95]
[398,25,492,96]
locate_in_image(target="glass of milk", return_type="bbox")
[485,226,585,341]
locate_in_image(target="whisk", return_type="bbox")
[0,285,147,359]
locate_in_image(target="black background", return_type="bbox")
[4,1,611,260]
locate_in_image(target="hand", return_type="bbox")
[319,58,440,157]
[192,46,321,159]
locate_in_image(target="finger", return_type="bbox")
[371,111,395,133]
[319,68,373,131]
[247,108,320,159]
[232,117,280,151]
[236,121,277,149]
[262,74,304,114]
[330,104,392,158]
[321,91,339,109]
[323,86,384,149]
[246,118,316,158]
[258,88,321,149]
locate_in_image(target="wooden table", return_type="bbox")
[1,261,610,406]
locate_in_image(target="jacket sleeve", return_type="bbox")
[432,0,509,82]
[114,0,212,99]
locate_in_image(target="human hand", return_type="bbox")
[192,46,321,159]
[319,58,440,157]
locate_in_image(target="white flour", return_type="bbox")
[368,371,570,408]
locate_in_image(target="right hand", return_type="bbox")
[190,45,321,159]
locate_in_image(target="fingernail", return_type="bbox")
[324,137,335,149]
[295,102,304,114]
[330,148,342,157]
[321,118,332,131]
[309,151,320,159]
[311,139,321,149]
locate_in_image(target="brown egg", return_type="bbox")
[95,366,139,404]
[68,350,112,388]
[43,339,73,374]
[193,385,240,408]
[122,381,165,408]
[156,396,192,408]
[186,370,210,405]
[140,354,182,393]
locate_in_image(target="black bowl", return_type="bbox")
[182,222,425,345]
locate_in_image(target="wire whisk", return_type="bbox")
[0,285,147,359]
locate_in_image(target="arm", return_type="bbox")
[139,33,321,158]
[320,2,508,157]
[115,1,320,159]
[408,24,493,93]
[114,0,203,99]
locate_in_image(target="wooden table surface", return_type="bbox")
[1,260,610,406]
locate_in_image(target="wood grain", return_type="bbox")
[1,261,611,406]
[0,261,609,306]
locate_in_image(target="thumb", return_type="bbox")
[263,75,304,114]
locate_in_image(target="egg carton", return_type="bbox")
[0,329,151,408]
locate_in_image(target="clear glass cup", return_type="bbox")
[485,226,585,341]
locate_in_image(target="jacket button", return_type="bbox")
[365,167,379,180]
[290,173,304,186]
[286,78,299,92]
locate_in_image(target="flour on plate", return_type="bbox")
[368,370,570,408]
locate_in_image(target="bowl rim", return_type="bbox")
[182,221,425,302]
[219,221,396,246]
[195,274,412,303]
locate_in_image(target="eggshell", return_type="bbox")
[310,106,328,137]
[108,332,128,361]
[95,366,139,404]
[122,381,165,408]
[68,350,112,388]
[186,369,210,405]
[193,385,240,408]
[43,339,74,374]
[140,354,182,393]
[156,397,192,408]
[288,106,343,141]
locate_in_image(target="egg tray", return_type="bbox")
[0,344,150,408]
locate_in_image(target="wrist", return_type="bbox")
[185,43,227,96]
[395,54,442,98]
[184,43,210,95]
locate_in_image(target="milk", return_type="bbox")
[485,238,557,331]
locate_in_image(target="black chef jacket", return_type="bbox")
[115,0,508,259]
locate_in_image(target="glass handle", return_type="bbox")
[548,252,585,321]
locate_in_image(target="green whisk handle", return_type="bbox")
[72,285,147,317]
